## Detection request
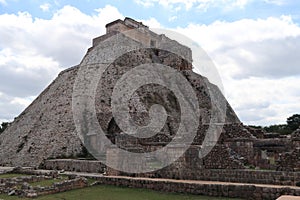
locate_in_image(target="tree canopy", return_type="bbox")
[286,114,300,131]
[263,114,300,135]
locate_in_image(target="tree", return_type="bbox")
[263,114,300,135]
[0,122,10,134]
[286,114,300,132]
[263,124,291,135]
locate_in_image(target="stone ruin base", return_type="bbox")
[93,175,300,200]
[0,167,88,198]
[43,159,300,186]
[0,166,299,199]
[22,177,88,198]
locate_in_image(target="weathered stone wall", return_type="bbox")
[0,175,52,185]
[43,159,300,186]
[43,159,106,173]
[0,175,87,198]
[252,138,294,170]
[11,167,58,177]
[106,21,132,34]
[0,167,88,198]
[278,148,300,171]
[245,126,265,139]
[225,138,254,165]
[178,169,300,186]
[92,31,118,47]
[292,128,300,139]
[92,176,300,200]
[105,144,245,176]
[0,66,83,167]
[133,168,300,186]
[23,177,88,198]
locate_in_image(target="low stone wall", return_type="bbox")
[22,177,88,198]
[0,172,88,198]
[0,175,51,185]
[278,148,300,171]
[0,175,53,195]
[94,176,300,200]
[43,159,300,186]
[150,169,300,186]
[43,159,106,173]
[11,167,58,177]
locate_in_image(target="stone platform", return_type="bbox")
[63,171,300,200]
[277,196,300,200]
[1,167,299,199]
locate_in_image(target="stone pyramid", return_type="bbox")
[0,18,254,170]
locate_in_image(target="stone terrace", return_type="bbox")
[64,171,300,200]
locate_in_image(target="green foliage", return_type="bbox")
[263,124,292,135]
[0,173,29,178]
[248,125,263,129]
[0,121,10,133]
[286,114,300,131]
[263,114,300,135]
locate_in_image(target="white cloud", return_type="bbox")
[224,76,300,125]
[0,0,6,5]
[94,5,124,24]
[0,5,124,68]
[40,3,51,12]
[0,5,125,121]
[0,93,32,121]
[0,5,166,123]
[134,0,252,11]
[169,16,177,21]
[0,48,61,97]
[177,16,300,53]
[134,0,154,7]
[141,17,162,28]
[234,0,250,7]
[264,0,285,5]
[176,15,300,125]
[11,97,34,107]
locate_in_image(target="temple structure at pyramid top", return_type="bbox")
[94,17,153,47]
[90,17,193,67]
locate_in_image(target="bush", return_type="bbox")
[0,122,10,133]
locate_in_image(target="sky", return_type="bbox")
[0,0,300,126]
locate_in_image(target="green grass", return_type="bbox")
[30,176,95,187]
[0,173,29,178]
[30,175,69,187]
[0,184,244,200]
[87,177,97,185]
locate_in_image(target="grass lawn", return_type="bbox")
[0,184,244,200]
[0,173,29,178]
